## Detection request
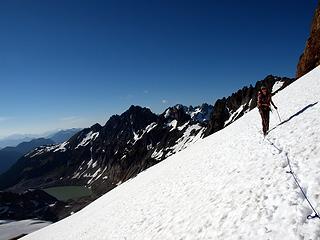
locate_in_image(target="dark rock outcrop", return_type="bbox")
[0,189,95,222]
[0,189,65,221]
[297,1,320,78]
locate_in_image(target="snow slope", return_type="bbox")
[0,220,51,240]
[22,67,320,240]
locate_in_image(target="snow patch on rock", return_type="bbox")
[76,132,99,149]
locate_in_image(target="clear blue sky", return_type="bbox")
[0,0,317,137]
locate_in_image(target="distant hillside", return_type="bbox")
[0,138,55,174]
[0,129,82,150]
[0,136,36,149]
[48,129,81,144]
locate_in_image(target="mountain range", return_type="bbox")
[0,75,293,197]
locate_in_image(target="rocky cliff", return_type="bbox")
[297,1,320,78]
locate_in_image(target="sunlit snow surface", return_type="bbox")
[272,80,285,93]
[0,220,51,240]
[22,67,320,240]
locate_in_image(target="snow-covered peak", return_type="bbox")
[163,104,188,118]
[163,103,213,123]
[186,103,214,122]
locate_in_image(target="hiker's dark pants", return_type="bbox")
[259,107,270,134]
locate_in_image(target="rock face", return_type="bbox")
[297,1,320,78]
[0,76,294,199]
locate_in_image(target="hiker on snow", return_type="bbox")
[257,86,277,136]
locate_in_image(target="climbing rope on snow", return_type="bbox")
[265,138,320,220]
[275,109,282,123]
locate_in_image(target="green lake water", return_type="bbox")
[43,186,92,201]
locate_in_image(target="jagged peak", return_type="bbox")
[162,103,213,124]
[90,123,102,132]
[119,105,156,120]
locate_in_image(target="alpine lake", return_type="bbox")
[43,186,92,201]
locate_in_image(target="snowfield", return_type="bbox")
[22,67,320,240]
[0,220,51,240]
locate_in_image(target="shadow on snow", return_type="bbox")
[268,102,318,133]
